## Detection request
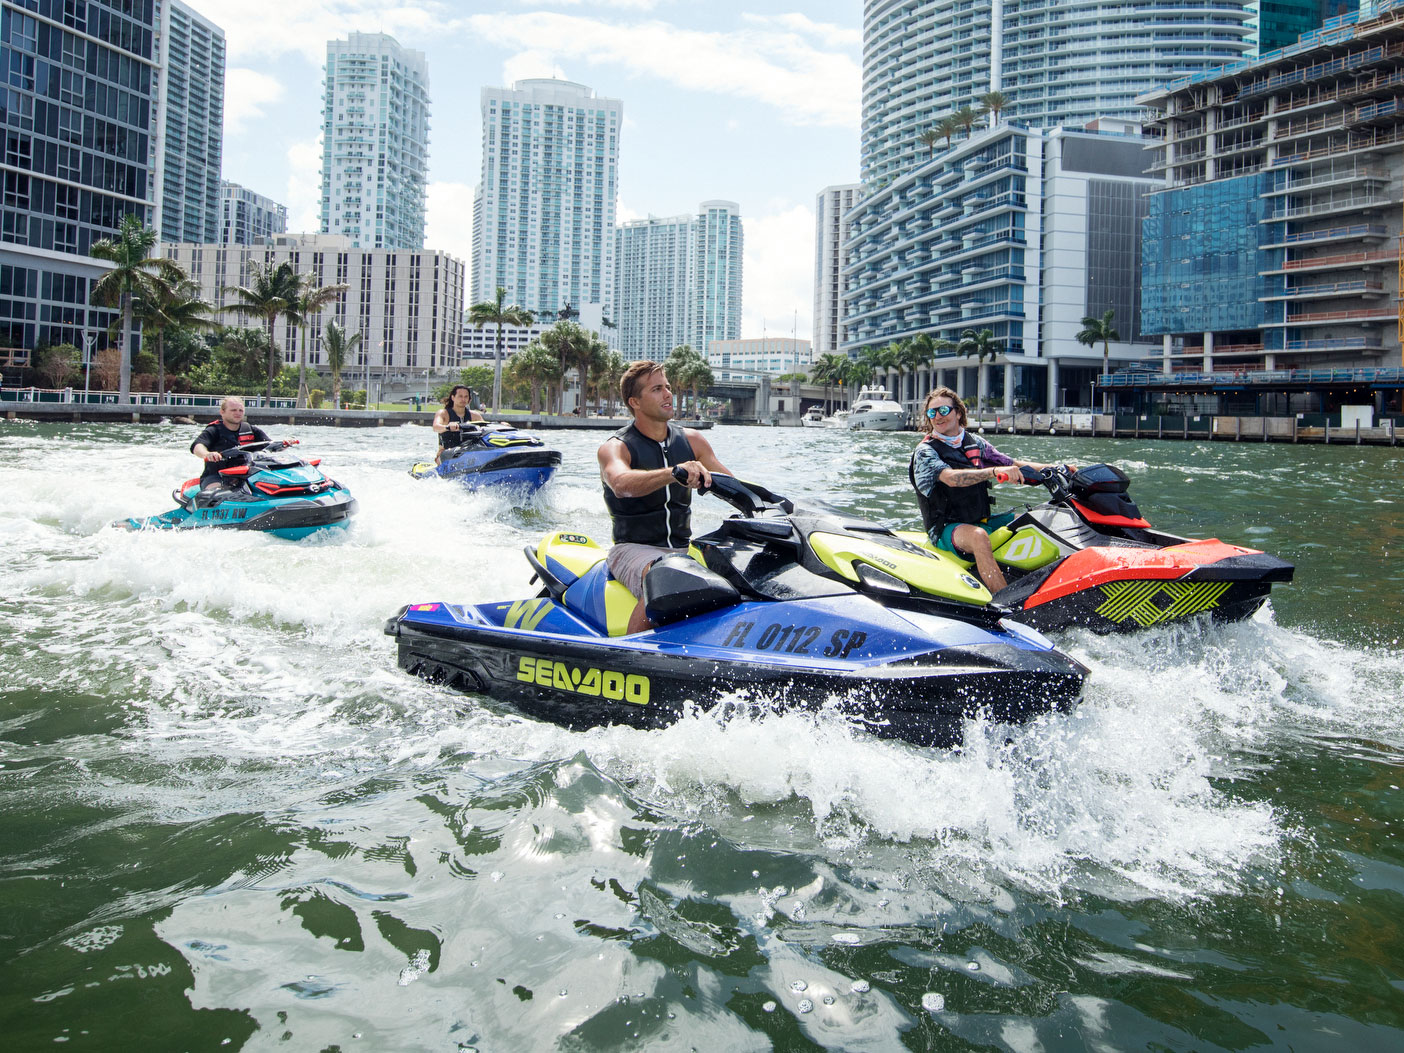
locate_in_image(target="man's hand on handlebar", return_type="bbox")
[670,461,712,490]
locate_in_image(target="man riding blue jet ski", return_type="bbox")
[385,361,1087,748]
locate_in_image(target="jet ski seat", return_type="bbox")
[643,555,741,627]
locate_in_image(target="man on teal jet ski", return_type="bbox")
[190,396,277,503]
[910,386,1062,594]
[598,360,734,634]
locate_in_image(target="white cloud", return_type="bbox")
[742,202,814,340]
[426,180,476,272]
[284,137,324,234]
[224,68,285,135]
[212,0,454,63]
[467,12,858,127]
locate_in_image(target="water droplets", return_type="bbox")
[921,992,946,1013]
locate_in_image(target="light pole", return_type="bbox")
[82,332,96,403]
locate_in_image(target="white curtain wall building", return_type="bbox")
[320,33,430,251]
[842,125,1160,412]
[471,79,621,323]
[813,184,860,356]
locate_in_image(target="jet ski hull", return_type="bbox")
[121,448,357,540]
[386,592,1086,748]
[124,490,357,540]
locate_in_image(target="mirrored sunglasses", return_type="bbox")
[926,405,956,418]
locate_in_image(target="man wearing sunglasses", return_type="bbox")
[908,386,1061,594]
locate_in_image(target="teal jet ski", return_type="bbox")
[121,440,357,540]
[385,472,1086,747]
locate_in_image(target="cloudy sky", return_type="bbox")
[210,0,862,340]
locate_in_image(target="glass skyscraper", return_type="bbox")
[471,79,621,321]
[320,32,429,251]
[861,0,1255,188]
[0,0,156,355]
[691,200,742,356]
[614,201,743,360]
[152,0,223,245]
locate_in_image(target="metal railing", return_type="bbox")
[1098,367,1404,387]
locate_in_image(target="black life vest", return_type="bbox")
[908,432,997,534]
[602,421,694,548]
[197,418,260,482]
[439,407,472,449]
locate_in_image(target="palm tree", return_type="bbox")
[663,344,708,414]
[953,105,981,138]
[592,350,627,417]
[223,260,300,401]
[506,341,561,414]
[214,326,269,384]
[957,327,1002,414]
[469,287,534,411]
[811,351,849,413]
[1076,308,1120,412]
[132,265,213,397]
[842,359,872,407]
[936,115,959,149]
[289,273,349,408]
[540,320,593,414]
[89,213,161,404]
[978,91,1009,125]
[320,321,361,410]
[918,128,941,159]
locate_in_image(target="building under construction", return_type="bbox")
[1131,0,1404,419]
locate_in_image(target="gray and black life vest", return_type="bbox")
[439,407,472,449]
[908,432,997,534]
[603,421,694,547]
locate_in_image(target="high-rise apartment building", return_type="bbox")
[152,0,224,245]
[164,233,464,373]
[320,33,429,250]
[220,181,287,245]
[813,184,859,356]
[1139,3,1403,378]
[613,201,743,359]
[0,0,156,357]
[615,213,693,359]
[691,200,743,356]
[861,0,1255,187]
[844,124,1160,412]
[837,0,1259,411]
[472,79,621,322]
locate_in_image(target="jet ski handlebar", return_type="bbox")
[670,467,794,517]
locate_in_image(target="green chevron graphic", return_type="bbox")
[1094,579,1234,628]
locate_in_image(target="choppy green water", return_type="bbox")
[1,421,1401,1051]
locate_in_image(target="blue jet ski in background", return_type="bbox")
[410,422,561,495]
[121,440,357,540]
[385,471,1087,748]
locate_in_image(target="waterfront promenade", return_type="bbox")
[0,391,1396,443]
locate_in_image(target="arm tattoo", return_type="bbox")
[943,468,993,488]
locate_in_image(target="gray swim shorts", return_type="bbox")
[606,543,687,597]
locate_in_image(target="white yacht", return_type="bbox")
[801,406,827,427]
[846,386,907,431]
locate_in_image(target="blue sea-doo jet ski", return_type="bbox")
[385,472,1087,747]
[410,422,561,494]
[121,440,357,540]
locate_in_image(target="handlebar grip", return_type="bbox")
[671,466,712,493]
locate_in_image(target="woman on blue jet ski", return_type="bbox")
[432,384,486,465]
[598,359,734,634]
